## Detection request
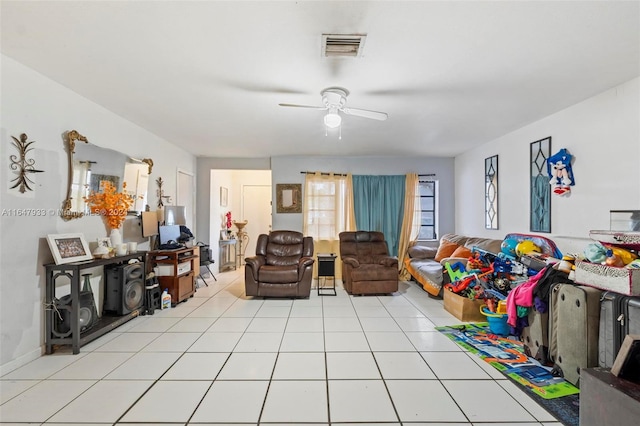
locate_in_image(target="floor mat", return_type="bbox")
[437,323,579,398]
[436,323,580,426]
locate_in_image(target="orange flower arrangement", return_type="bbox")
[84,181,134,230]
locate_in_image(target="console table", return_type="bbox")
[219,239,237,272]
[44,252,145,354]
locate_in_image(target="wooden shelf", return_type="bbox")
[148,247,197,305]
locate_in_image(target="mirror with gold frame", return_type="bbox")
[276,183,302,213]
[61,130,153,220]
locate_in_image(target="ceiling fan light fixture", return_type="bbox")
[324,111,342,129]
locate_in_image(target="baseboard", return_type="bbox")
[0,346,43,376]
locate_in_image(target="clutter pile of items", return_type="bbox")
[441,233,562,329]
[439,226,640,390]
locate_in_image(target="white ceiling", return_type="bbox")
[2,1,639,158]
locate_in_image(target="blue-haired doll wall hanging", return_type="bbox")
[547,148,574,196]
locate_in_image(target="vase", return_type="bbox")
[82,273,92,292]
[110,228,123,248]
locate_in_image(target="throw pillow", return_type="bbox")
[450,245,473,259]
[434,240,459,262]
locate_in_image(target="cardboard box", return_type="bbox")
[443,290,486,322]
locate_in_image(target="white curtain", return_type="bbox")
[398,173,420,280]
[303,172,355,279]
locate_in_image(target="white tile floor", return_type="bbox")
[0,268,565,425]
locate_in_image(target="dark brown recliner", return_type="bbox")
[244,230,314,298]
[339,231,398,295]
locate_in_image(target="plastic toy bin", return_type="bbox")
[480,305,510,336]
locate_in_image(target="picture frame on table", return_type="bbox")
[96,237,111,249]
[46,233,93,265]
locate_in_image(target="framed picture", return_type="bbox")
[220,186,228,207]
[97,237,111,248]
[485,155,499,230]
[276,183,302,213]
[90,174,119,193]
[530,137,552,233]
[47,233,93,265]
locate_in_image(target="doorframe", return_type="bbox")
[176,168,195,233]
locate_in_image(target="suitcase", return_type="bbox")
[521,310,550,365]
[599,291,640,368]
[549,283,602,386]
[521,267,572,365]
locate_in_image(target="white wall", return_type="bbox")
[455,77,640,253]
[270,156,455,236]
[0,55,196,373]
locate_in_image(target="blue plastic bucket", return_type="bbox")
[480,305,510,336]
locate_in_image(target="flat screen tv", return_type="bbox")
[158,225,181,245]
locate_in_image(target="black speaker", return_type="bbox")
[104,263,145,315]
[56,291,98,334]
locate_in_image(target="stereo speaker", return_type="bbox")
[104,262,145,315]
[56,291,98,334]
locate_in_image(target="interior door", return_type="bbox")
[242,185,272,259]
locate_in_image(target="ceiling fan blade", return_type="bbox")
[278,103,327,110]
[342,107,388,121]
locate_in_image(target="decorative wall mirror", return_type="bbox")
[530,136,551,233]
[61,130,153,221]
[484,155,498,230]
[276,183,302,213]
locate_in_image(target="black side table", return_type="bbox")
[317,253,337,296]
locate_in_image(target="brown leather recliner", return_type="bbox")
[244,230,314,298]
[339,231,398,295]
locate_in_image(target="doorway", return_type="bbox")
[242,185,272,258]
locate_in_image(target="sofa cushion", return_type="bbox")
[408,245,437,259]
[435,240,459,262]
[462,236,502,253]
[451,245,473,259]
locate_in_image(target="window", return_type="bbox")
[417,178,437,240]
[303,173,352,240]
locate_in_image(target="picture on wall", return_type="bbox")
[530,137,552,233]
[485,155,498,230]
[276,183,302,213]
[220,186,228,207]
[90,174,120,193]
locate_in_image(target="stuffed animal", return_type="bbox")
[547,148,575,196]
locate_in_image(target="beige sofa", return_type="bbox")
[404,233,503,296]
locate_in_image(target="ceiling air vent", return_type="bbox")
[322,34,367,57]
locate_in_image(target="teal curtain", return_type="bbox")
[352,175,405,256]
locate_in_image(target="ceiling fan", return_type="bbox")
[279,87,388,130]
